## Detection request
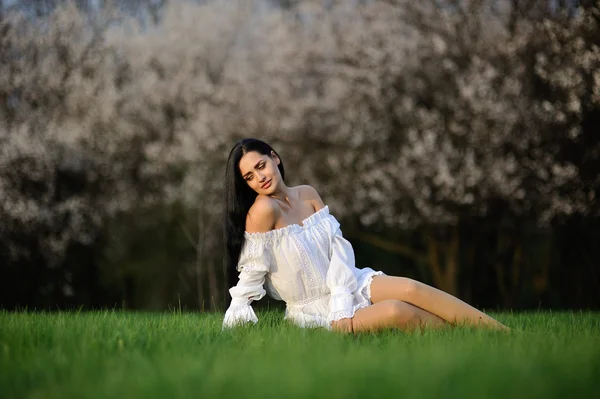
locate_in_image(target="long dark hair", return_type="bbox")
[224,138,285,287]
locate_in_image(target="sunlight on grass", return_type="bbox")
[1,311,599,398]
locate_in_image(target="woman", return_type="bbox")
[223,138,508,333]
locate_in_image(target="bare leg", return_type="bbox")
[341,300,448,334]
[370,276,508,331]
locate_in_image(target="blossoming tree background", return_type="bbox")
[1,0,598,311]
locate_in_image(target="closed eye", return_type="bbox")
[242,160,266,181]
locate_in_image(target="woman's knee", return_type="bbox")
[395,277,421,300]
[382,300,416,324]
[370,276,424,304]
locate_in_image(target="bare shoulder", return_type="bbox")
[296,185,326,210]
[246,195,280,233]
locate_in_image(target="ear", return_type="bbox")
[271,150,281,165]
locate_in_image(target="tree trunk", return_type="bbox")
[350,227,461,297]
[196,211,205,311]
[495,232,523,308]
[425,227,460,297]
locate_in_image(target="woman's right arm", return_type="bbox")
[223,255,269,328]
[223,198,275,328]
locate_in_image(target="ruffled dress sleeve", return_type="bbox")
[222,238,271,328]
[324,215,359,325]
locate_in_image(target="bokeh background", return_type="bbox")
[0,0,598,313]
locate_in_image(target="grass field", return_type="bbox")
[1,310,599,399]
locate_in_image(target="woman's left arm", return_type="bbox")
[325,219,359,325]
[302,185,358,328]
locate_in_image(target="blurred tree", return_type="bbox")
[0,0,598,310]
[229,0,596,300]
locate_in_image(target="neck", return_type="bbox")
[269,183,293,205]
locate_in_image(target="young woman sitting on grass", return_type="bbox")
[223,138,508,333]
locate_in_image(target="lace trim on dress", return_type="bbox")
[313,223,330,254]
[239,263,264,272]
[244,206,331,242]
[286,292,330,308]
[326,302,371,325]
[364,271,385,301]
[291,234,317,290]
[327,309,357,324]
[236,240,269,273]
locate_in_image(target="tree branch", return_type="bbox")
[348,231,426,264]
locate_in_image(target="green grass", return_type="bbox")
[1,311,599,399]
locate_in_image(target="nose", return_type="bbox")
[256,171,266,182]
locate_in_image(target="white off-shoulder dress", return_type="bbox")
[223,206,384,329]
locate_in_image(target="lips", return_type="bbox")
[261,180,272,189]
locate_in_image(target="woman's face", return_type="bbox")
[238,151,281,195]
